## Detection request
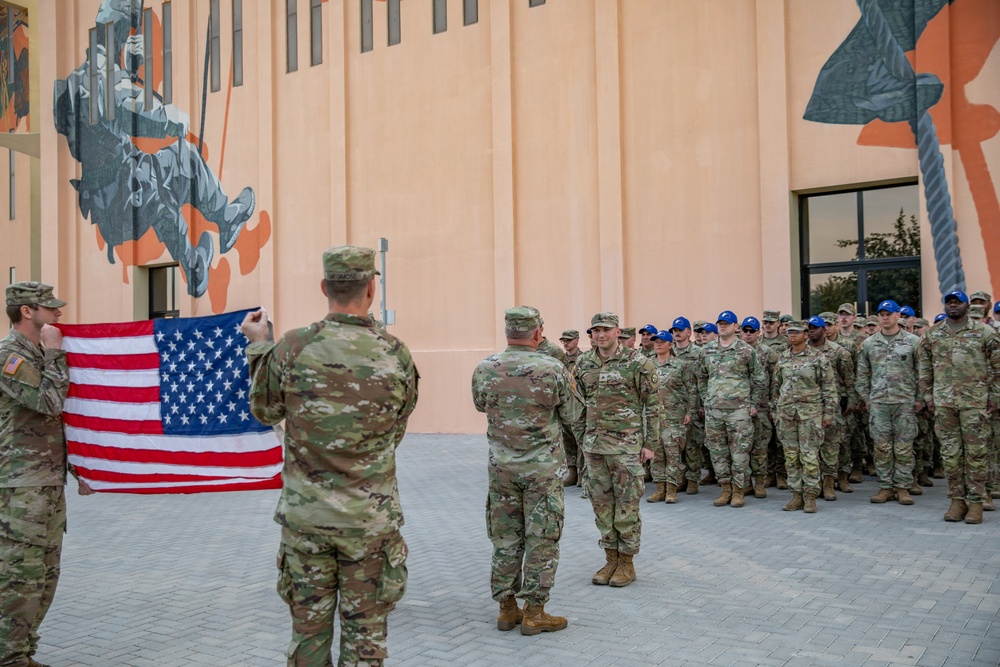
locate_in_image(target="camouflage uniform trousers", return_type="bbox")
[840,411,856,475]
[704,407,754,489]
[750,413,773,481]
[852,409,872,466]
[774,407,823,494]
[933,407,991,503]
[0,486,65,667]
[561,425,579,476]
[913,411,934,478]
[767,417,785,478]
[583,452,643,555]
[683,417,705,481]
[868,403,917,490]
[486,464,563,606]
[988,414,1000,496]
[819,413,847,478]
[651,419,686,486]
[276,527,408,667]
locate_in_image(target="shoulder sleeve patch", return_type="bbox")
[2,352,41,387]
[3,354,24,376]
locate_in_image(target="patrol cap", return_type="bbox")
[619,327,636,338]
[899,305,916,317]
[6,281,67,308]
[876,300,900,314]
[651,329,673,343]
[559,329,579,341]
[819,311,836,326]
[866,315,879,325]
[913,318,930,328]
[590,312,619,328]
[523,305,544,326]
[969,290,992,304]
[806,315,827,328]
[837,303,856,315]
[934,313,947,322]
[692,320,709,331]
[323,245,380,281]
[716,311,738,325]
[741,316,760,331]
[779,314,793,323]
[969,305,986,319]
[761,310,781,322]
[701,323,719,335]
[639,324,658,335]
[785,320,807,332]
[943,290,969,303]
[853,320,864,329]
[670,316,691,331]
[504,306,541,332]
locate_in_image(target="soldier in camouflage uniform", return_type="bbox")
[910,318,936,488]
[472,307,583,636]
[558,330,584,486]
[0,282,93,667]
[806,316,856,502]
[531,313,569,368]
[761,310,788,489]
[618,327,637,350]
[760,310,788,354]
[559,330,583,367]
[771,321,836,513]
[918,290,1000,525]
[670,317,706,494]
[574,312,661,588]
[696,311,767,508]
[834,304,871,487]
[739,317,777,498]
[646,330,696,504]
[637,324,658,358]
[856,300,922,506]
[244,246,419,667]
[821,311,863,493]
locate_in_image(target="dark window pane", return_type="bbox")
[388,0,400,46]
[361,0,373,53]
[529,0,546,6]
[162,2,172,103]
[808,271,858,317]
[149,266,179,318]
[464,0,478,26]
[210,0,220,91]
[311,0,322,65]
[861,186,920,259]
[865,267,921,317]
[143,8,154,108]
[233,0,244,85]
[433,0,446,34]
[804,192,857,264]
[287,0,298,71]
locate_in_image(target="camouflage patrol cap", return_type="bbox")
[819,311,837,325]
[838,303,856,315]
[785,320,807,332]
[322,245,381,281]
[853,320,864,329]
[559,329,579,341]
[762,310,781,322]
[913,318,930,328]
[779,314,793,323]
[6,281,67,308]
[969,305,987,319]
[970,290,992,304]
[590,311,619,328]
[523,305,544,326]
[866,315,879,325]
[692,320,709,331]
[504,306,541,332]
[619,327,637,338]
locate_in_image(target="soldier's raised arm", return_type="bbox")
[917,335,935,409]
[748,348,766,413]
[855,342,871,409]
[637,358,662,453]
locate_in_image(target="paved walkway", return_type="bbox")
[41,434,1000,666]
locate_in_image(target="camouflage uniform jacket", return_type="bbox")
[771,347,836,423]
[0,330,70,487]
[918,318,1000,409]
[652,355,696,421]
[697,338,766,411]
[810,340,859,411]
[673,342,705,411]
[750,341,779,402]
[856,330,920,405]
[537,338,570,368]
[472,345,584,473]
[831,330,863,359]
[761,335,788,355]
[573,344,662,456]
[247,312,419,538]
[639,346,656,359]
[565,348,583,369]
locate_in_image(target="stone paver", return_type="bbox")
[39,434,1000,666]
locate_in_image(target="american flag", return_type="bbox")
[58,308,283,494]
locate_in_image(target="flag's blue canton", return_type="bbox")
[154,308,271,436]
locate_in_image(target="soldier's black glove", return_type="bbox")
[839,396,849,413]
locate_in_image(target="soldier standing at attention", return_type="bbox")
[771,321,836,513]
[638,324,658,358]
[0,282,93,667]
[243,246,419,667]
[618,327,637,350]
[557,329,584,487]
[918,290,1000,524]
[740,317,778,497]
[697,311,767,509]
[574,312,661,588]
[646,330,696,504]
[856,300,922,506]
[670,317,706,494]
[472,307,583,636]
[532,313,569,367]
[760,310,788,353]
[559,330,583,367]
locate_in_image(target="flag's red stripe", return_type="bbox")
[95,476,283,495]
[65,352,160,370]
[74,467,279,484]
[57,321,154,337]
[68,442,282,468]
[63,412,164,435]
[68,384,160,403]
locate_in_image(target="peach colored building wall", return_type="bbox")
[9,0,1000,433]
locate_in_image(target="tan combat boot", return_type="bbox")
[782,492,804,511]
[803,490,818,513]
[609,553,636,587]
[908,481,923,496]
[943,498,967,522]
[763,473,776,488]
[520,603,568,635]
[592,549,619,585]
[646,482,666,503]
[849,461,864,484]
[932,464,945,479]
[686,479,699,495]
[730,485,745,508]
[917,470,934,487]
[895,487,914,506]
[563,467,578,487]
[713,482,733,507]
[870,488,895,503]
[700,469,717,485]
[776,473,789,490]
[837,471,853,493]
[497,596,523,631]
[983,496,995,512]
[28,660,52,667]
[753,476,767,499]
[664,483,679,504]
[965,502,984,525]
[821,476,836,501]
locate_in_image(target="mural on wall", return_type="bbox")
[805,0,1000,297]
[0,4,29,133]
[52,0,271,313]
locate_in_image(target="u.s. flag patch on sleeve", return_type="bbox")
[3,354,24,376]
